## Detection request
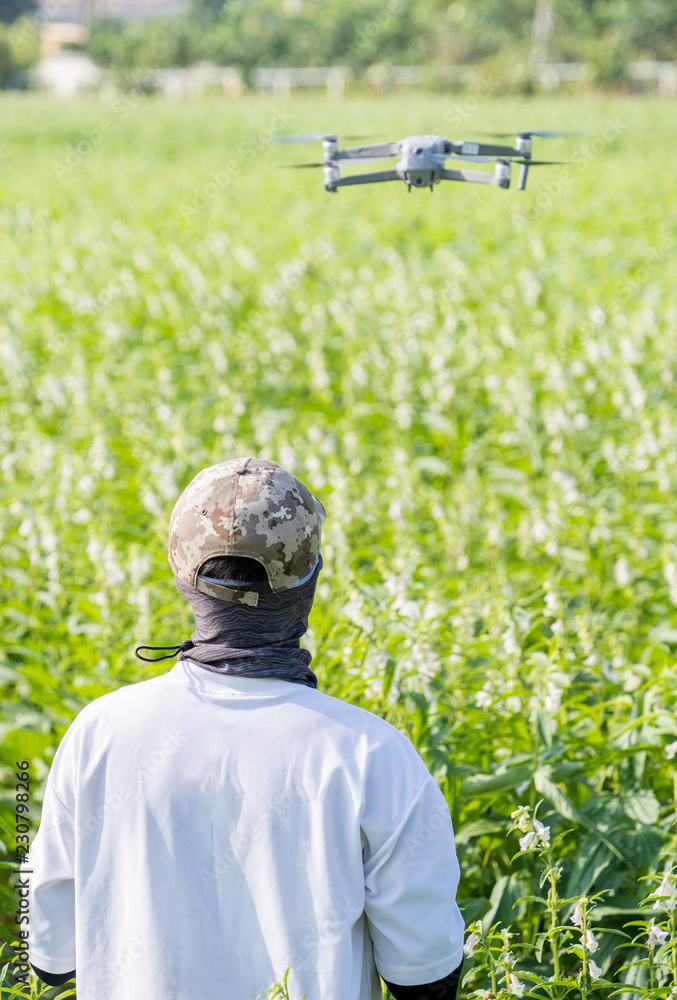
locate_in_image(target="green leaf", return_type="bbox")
[564,839,615,901]
[454,818,507,845]
[646,625,677,644]
[534,770,633,869]
[534,708,553,749]
[481,874,528,935]
[534,931,548,963]
[623,790,660,825]
[381,656,396,701]
[461,764,533,796]
[607,989,646,997]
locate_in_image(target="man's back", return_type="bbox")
[29,659,464,1000]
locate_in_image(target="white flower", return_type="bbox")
[463,931,477,957]
[615,556,631,587]
[654,874,673,908]
[394,597,420,621]
[532,517,548,543]
[519,831,537,851]
[622,669,641,692]
[623,670,641,692]
[544,681,562,714]
[487,525,501,545]
[589,960,602,980]
[475,683,493,708]
[550,618,564,635]
[571,902,584,927]
[544,591,559,618]
[533,818,551,848]
[509,973,524,997]
[647,924,668,947]
[511,806,531,833]
[581,930,598,953]
[502,625,519,656]
[666,740,677,761]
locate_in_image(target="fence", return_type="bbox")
[532,60,677,96]
[248,61,677,97]
[22,58,677,99]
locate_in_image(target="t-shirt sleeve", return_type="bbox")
[362,772,465,987]
[27,739,78,973]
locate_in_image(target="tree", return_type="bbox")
[0,0,36,25]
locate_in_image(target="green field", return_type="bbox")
[1,93,676,998]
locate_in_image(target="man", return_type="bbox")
[28,457,465,999]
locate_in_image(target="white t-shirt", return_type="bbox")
[28,660,465,1000]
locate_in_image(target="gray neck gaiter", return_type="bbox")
[173,556,321,689]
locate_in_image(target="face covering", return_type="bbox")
[169,555,322,689]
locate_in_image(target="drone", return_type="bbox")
[276,130,583,194]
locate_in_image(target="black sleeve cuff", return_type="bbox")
[383,956,463,1000]
[31,965,76,987]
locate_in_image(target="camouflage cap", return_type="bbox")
[168,457,326,607]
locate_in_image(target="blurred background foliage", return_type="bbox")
[0,17,39,87]
[86,0,677,79]
[1,0,677,86]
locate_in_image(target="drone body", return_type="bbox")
[322,134,512,192]
[278,130,580,194]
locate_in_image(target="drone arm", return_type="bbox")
[440,168,503,186]
[451,141,519,158]
[337,142,399,160]
[334,170,400,187]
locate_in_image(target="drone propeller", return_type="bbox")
[282,156,394,168]
[340,155,397,165]
[506,157,568,191]
[472,129,589,139]
[272,132,378,143]
[451,153,566,165]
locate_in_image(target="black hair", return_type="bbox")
[199,555,269,586]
